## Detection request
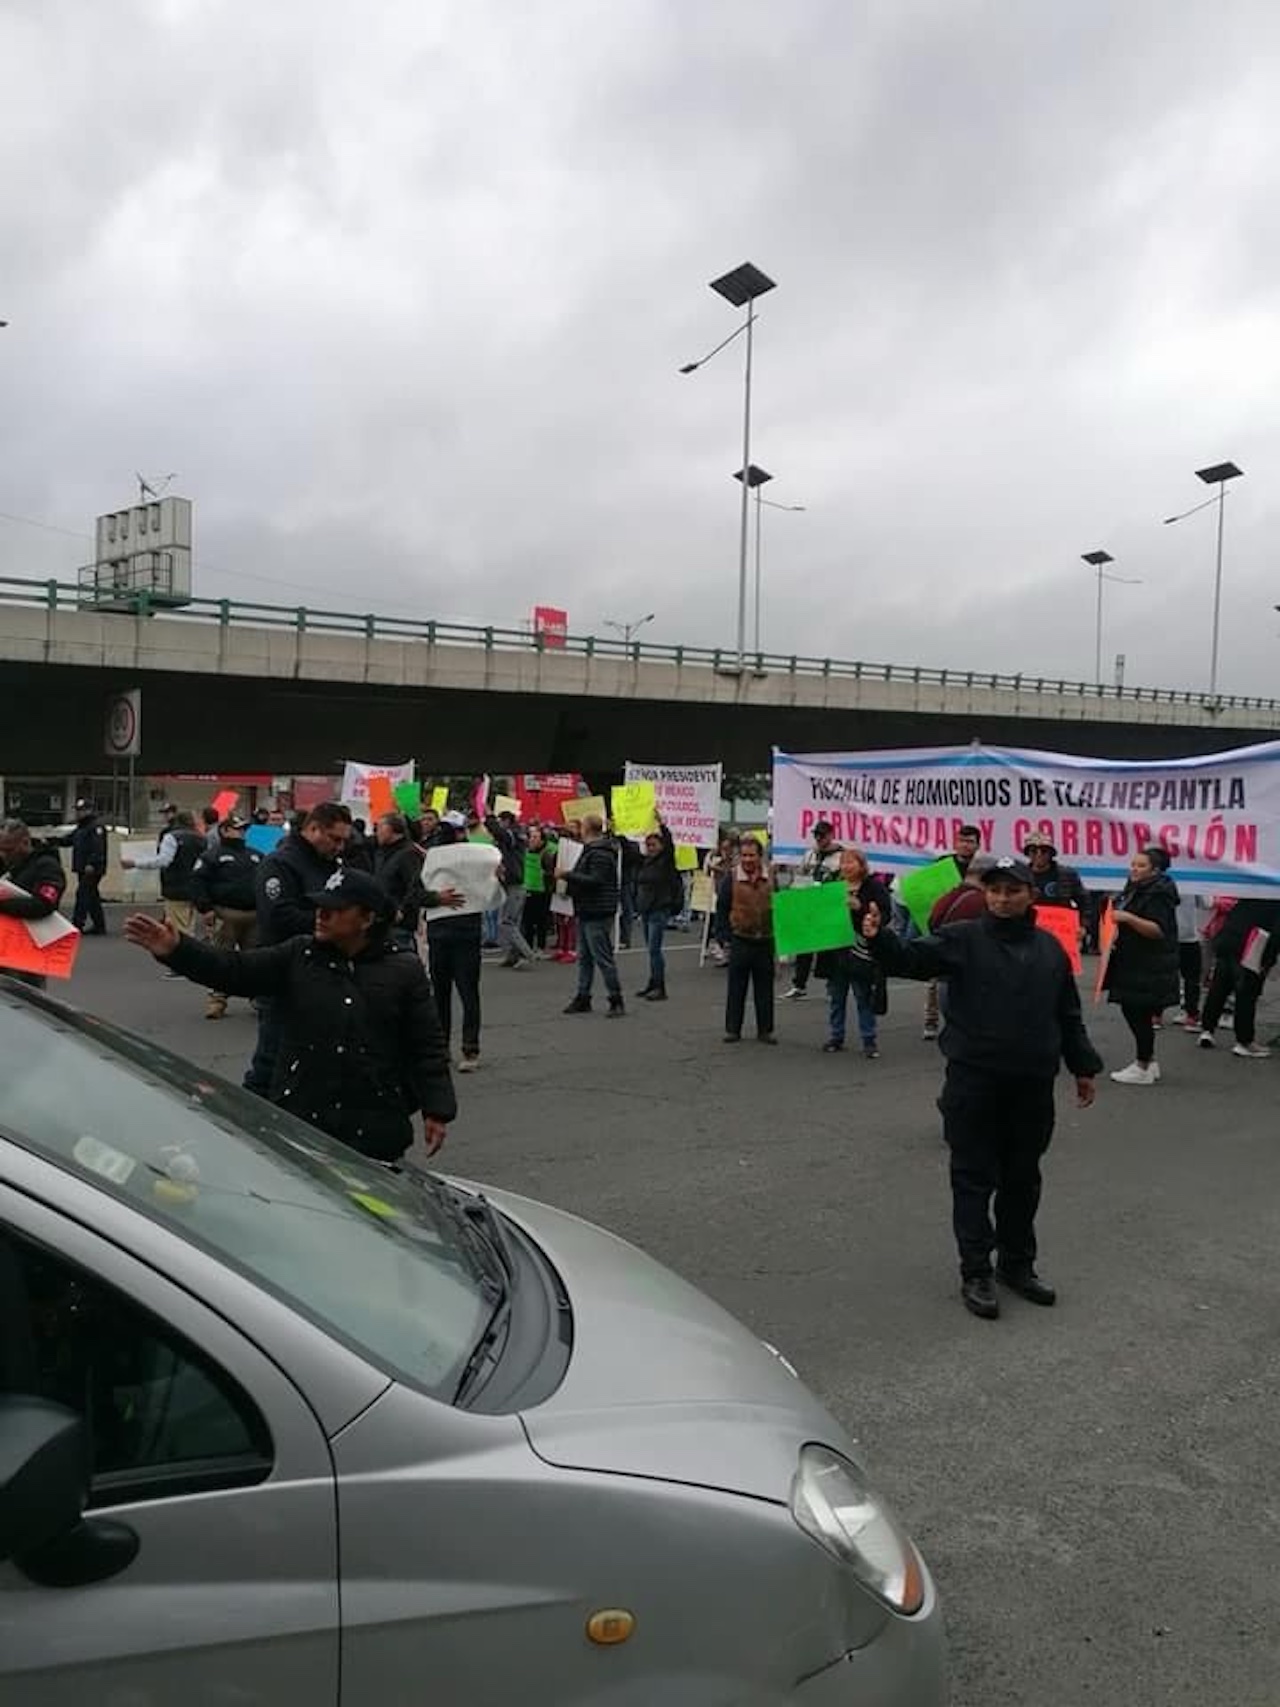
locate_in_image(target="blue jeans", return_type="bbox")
[642,909,669,987]
[827,966,877,1048]
[577,916,622,1002]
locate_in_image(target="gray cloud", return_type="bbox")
[3,0,1280,700]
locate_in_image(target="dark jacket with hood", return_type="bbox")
[1104,872,1180,1011]
[191,840,263,912]
[256,834,341,947]
[162,929,456,1160]
[870,909,1103,1081]
[0,844,67,919]
[1207,896,1280,966]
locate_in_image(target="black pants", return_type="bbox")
[243,999,282,1097]
[72,872,106,934]
[1178,942,1203,1019]
[429,928,482,1056]
[792,951,814,991]
[726,936,775,1037]
[522,889,552,951]
[1120,1004,1156,1063]
[939,1066,1055,1280]
[1202,951,1264,1046]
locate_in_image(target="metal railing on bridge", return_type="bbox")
[1,574,1274,715]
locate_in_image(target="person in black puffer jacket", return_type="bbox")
[1104,846,1181,1087]
[125,868,456,1163]
[0,819,68,990]
[563,815,623,1015]
[191,815,263,1020]
[634,817,683,1001]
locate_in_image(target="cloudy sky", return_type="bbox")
[3,0,1279,696]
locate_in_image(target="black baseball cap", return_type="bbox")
[981,856,1035,887]
[813,820,834,838]
[305,869,391,914]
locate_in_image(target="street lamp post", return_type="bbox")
[734,465,805,656]
[1164,460,1244,701]
[1081,550,1142,687]
[603,612,655,647]
[680,262,776,673]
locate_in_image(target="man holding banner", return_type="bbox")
[863,857,1102,1321]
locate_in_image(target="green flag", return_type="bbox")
[897,858,960,934]
[523,851,545,893]
[773,881,856,959]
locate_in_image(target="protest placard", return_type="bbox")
[246,825,285,855]
[773,881,855,959]
[430,786,448,814]
[1093,901,1116,1003]
[611,781,657,837]
[897,858,961,933]
[561,795,607,826]
[550,837,583,916]
[0,883,80,980]
[690,870,716,914]
[623,761,721,847]
[393,782,421,816]
[340,759,415,808]
[421,843,502,922]
[366,775,395,819]
[1035,903,1083,974]
[523,851,545,893]
[210,788,239,820]
[675,844,698,872]
[493,794,522,818]
[773,739,1280,897]
[120,840,157,866]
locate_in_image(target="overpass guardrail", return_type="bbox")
[0,574,1274,715]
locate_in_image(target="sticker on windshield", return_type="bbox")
[349,1190,400,1220]
[73,1134,138,1187]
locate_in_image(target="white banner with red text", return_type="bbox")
[771,741,1280,897]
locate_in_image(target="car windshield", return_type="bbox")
[0,985,491,1401]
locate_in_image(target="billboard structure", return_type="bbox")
[79,494,194,611]
[532,605,568,648]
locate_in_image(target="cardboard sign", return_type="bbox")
[430,786,449,814]
[1035,904,1083,975]
[675,844,698,872]
[421,843,503,922]
[524,851,545,893]
[1093,900,1116,1003]
[690,870,717,914]
[611,782,658,837]
[393,782,422,816]
[366,775,395,820]
[493,794,522,818]
[774,880,856,958]
[623,761,722,847]
[898,858,961,934]
[561,795,607,827]
[210,789,239,821]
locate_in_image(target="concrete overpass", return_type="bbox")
[3,576,1278,778]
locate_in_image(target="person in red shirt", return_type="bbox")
[928,854,996,931]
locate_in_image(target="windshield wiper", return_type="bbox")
[451,1289,514,1407]
[400,1166,511,1299]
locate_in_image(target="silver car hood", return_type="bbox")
[479,1183,857,1504]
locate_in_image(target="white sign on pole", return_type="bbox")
[622,761,722,847]
[104,690,142,759]
[339,758,415,808]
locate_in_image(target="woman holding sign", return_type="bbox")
[1104,847,1181,1087]
[817,850,891,1058]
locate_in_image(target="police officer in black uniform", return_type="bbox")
[0,819,68,989]
[125,868,456,1163]
[191,814,263,1019]
[863,857,1102,1319]
[57,800,109,935]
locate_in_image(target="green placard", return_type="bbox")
[897,858,961,934]
[773,880,856,959]
[524,851,545,893]
[393,781,421,815]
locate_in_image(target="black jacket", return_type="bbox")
[374,837,426,927]
[1104,873,1181,1011]
[58,818,108,876]
[1031,860,1087,911]
[565,837,620,921]
[815,876,893,982]
[0,845,67,919]
[191,841,263,912]
[870,910,1103,1080]
[163,930,456,1160]
[160,830,204,902]
[484,815,527,888]
[635,825,682,915]
[1208,897,1280,964]
[256,835,340,947]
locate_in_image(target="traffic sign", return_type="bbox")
[104,689,141,758]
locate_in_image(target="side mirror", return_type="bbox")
[0,1396,87,1562]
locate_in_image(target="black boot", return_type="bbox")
[961,1275,999,1319]
[643,985,667,1002]
[996,1265,1057,1306]
[636,983,654,998]
[607,995,626,1018]
[563,996,592,1015]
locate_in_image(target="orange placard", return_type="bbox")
[366,775,395,820]
[1035,904,1082,975]
[0,915,81,981]
[1093,899,1115,1003]
[210,788,239,820]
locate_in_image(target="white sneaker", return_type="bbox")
[457,1055,481,1073]
[922,1025,939,1042]
[1111,1062,1158,1085]
[1198,1031,1216,1049]
[1232,1042,1270,1059]
[782,985,808,1000]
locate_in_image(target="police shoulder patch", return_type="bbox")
[264,876,283,901]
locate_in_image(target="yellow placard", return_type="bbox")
[430,786,448,814]
[561,794,607,826]
[493,793,521,817]
[690,871,717,913]
[674,844,698,871]
[610,781,658,836]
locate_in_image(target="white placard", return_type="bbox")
[623,761,722,848]
[340,758,416,809]
[421,842,502,922]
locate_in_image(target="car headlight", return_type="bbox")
[790,1444,925,1615]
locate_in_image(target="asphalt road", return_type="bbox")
[58,918,1280,1707]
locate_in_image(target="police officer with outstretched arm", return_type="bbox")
[862,856,1102,1320]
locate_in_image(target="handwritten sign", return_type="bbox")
[561,795,607,827]
[611,782,658,837]
[1035,903,1083,975]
